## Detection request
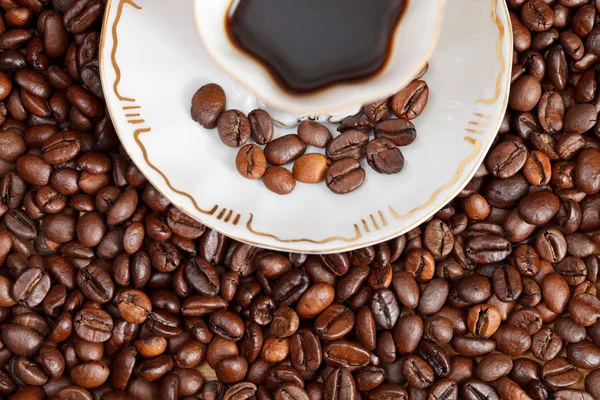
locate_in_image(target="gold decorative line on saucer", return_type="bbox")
[128,119,145,124]
[217,209,227,220]
[469,122,488,127]
[224,210,233,223]
[362,220,371,233]
[111,0,141,102]
[123,105,141,110]
[370,214,380,230]
[233,215,241,225]
[126,113,140,117]
[246,214,363,244]
[379,211,388,227]
[473,113,492,119]
[389,136,480,220]
[465,128,484,134]
[476,0,504,105]
[133,126,220,216]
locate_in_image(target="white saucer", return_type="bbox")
[100,0,512,254]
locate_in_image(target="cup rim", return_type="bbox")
[193,0,447,115]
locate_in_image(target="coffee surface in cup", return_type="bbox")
[226,0,408,94]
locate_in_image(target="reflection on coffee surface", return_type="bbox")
[226,0,408,93]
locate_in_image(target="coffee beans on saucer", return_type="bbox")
[191,76,430,195]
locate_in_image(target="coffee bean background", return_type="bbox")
[0,0,598,400]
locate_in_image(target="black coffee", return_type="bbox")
[226,0,407,93]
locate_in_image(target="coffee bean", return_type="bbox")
[324,367,356,400]
[575,148,600,194]
[374,118,416,146]
[542,273,570,313]
[542,358,581,389]
[537,91,564,134]
[365,138,404,174]
[391,80,429,120]
[465,235,511,264]
[292,153,331,184]
[73,308,113,342]
[262,166,296,195]
[326,130,369,162]
[236,144,267,180]
[214,109,250,147]
[248,109,273,145]
[364,99,390,122]
[467,304,501,338]
[298,121,332,148]
[531,327,562,361]
[323,340,370,371]
[486,140,528,178]
[337,116,372,133]
[510,75,542,111]
[402,355,434,389]
[326,158,366,194]
[117,289,151,324]
[493,325,531,356]
[265,134,307,166]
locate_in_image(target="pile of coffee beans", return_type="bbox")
[0,0,599,399]
[190,75,429,195]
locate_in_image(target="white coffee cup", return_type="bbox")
[194,0,446,125]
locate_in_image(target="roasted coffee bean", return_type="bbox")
[236,144,267,180]
[326,158,366,194]
[467,304,501,338]
[248,109,273,145]
[365,138,404,174]
[217,110,251,148]
[264,134,307,166]
[374,118,416,146]
[190,83,226,129]
[323,340,370,371]
[263,166,296,195]
[492,264,523,302]
[297,121,332,148]
[542,358,581,389]
[73,308,113,342]
[510,75,542,112]
[370,289,400,329]
[391,80,429,119]
[293,153,331,184]
[337,116,372,133]
[486,140,528,178]
[326,130,369,162]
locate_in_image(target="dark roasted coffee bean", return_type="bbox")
[337,116,372,133]
[370,289,400,329]
[248,109,273,145]
[190,83,225,129]
[217,110,251,148]
[374,118,416,146]
[486,140,527,178]
[263,166,296,195]
[391,80,429,120]
[365,138,404,174]
[298,121,332,148]
[265,134,307,166]
[326,159,366,195]
[73,308,113,342]
[326,130,369,162]
[542,358,581,389]
[323,340,370,371]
